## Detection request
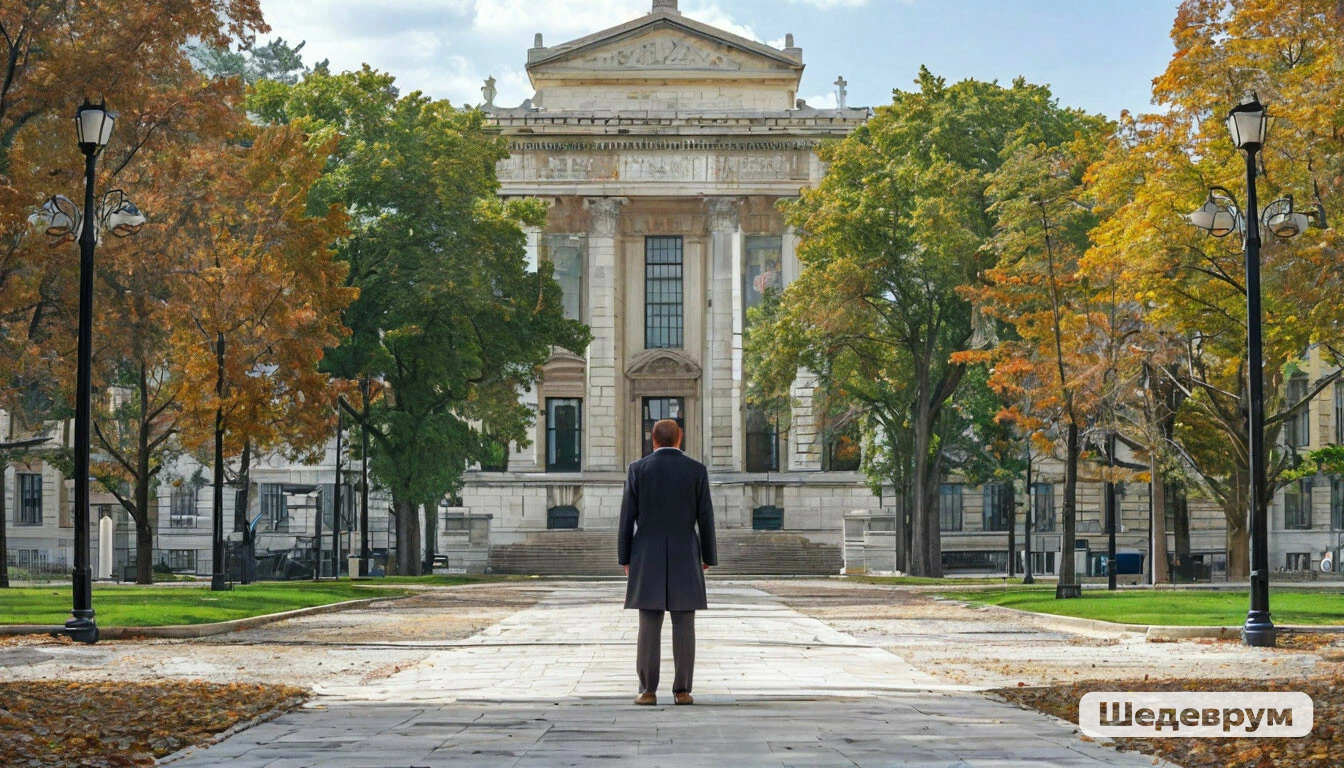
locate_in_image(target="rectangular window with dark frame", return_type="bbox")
[546,398,583,472]
[169,485,198,528]
[1032,482,1056,532]
[1285,374,1310,448]
[260,484,289,532]
[1285,478,1312,530]
[939,484,963,532]
[18,473,42,526]
[1334,477,1344,531]
[159,549,197,572]
[982,482,1012,532]
[645,236,684,349]
[542,234,586,322]
[743,236,783,329]
[745,408,780,473]
[1336,381,1344,444]
[642,397,686,457]
[1287,552,1312,571]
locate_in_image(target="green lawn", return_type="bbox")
[0,582,407,627]
[943,588,1344,626]
[350,574,526,586]
[850,575,1056,588]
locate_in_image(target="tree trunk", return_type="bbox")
[135,436,154,584]
[909,406,940,577]
[1056,421,1081,598]
[423,501,438,572]
[0,467,9,588]
[135,517,154,585]
[237,443,254,584]
[1172,481,1192,574]
[393,497,421,576]
[1225,501,1250,581]
[1150,459,1168,585]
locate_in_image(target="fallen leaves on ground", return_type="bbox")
[998,674,1342,767]
[0,681,306,767]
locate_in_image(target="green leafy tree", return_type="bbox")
[250,68,588,575]
[748,69,1101,576]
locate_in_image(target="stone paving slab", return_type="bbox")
[165,582,1167,767]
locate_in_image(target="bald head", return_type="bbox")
[651,419,682,450]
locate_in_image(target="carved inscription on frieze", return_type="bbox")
[583,37,742,71]
[498,149,808,184]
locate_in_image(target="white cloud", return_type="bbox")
[258,0,765,106]
[787,0,870,8]
[802,91,838,109]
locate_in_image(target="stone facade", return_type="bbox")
[463,1,878,570]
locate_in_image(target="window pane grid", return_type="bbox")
[1032,483,1056,532]
[645,236,683,349]
[642,397,686,457]
[982,483,1011,532]
[18,473,42,525]
[546,398,583,472]
[1286,479,1312,530]
[939,484,963,532]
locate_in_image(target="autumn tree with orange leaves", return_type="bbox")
[960,126,1115,598]
[1086,0,1344,580]
[0,0,268,583]
[167,125,352,588]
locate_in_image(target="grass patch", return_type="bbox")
[0,582,407,627]
[850,575,1056,588]
[944,588,1344,626]
[351,574,526,586]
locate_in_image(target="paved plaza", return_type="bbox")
[163,583,1163,767]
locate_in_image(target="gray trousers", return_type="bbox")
[637,609,695,694]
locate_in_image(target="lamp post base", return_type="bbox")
[66,567,98,644]
[64,613,98,645]
[1243,611,1277,647]
[1023,573,1035,585]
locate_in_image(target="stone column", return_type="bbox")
[785,230,823,471]
[705,198,742,472]
[583,198,626,471]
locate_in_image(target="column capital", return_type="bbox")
[584,197,628,237]
[704,196,744,233]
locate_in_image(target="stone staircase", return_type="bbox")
[488,530,841,576]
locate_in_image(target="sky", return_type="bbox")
[257,0,1183,119]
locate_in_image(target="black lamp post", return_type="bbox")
[1023,444,1035,585]
[1184,95,1329,648]
[67,101,115,644]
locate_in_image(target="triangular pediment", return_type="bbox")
[530,16,802,77]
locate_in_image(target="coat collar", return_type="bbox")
[653,447,683,455]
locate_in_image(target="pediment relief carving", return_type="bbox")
[625,349,702,380]
[533,24,798,76]
[582,34,742,71]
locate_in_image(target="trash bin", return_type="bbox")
[348,555,361,578]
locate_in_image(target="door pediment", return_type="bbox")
[626,349,701,382]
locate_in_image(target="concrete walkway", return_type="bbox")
[167,583,1163,767]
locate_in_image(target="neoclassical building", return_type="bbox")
[462,0,879,572]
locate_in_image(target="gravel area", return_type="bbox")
[755,579,1335,688]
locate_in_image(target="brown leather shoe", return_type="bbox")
[674,692,694,706]
[634,693,657,706]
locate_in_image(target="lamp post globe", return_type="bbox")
[75,101,114,154]
[1226,95,1268,151]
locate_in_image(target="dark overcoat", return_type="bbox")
[618,448,718,611]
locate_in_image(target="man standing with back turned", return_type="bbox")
[619,418,718,706]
